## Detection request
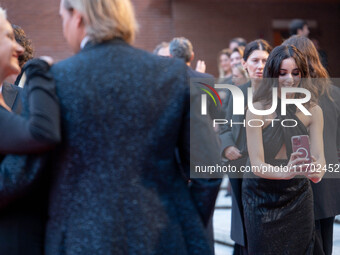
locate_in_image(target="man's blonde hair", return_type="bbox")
[63,0,138,44]
[0,7,7,20]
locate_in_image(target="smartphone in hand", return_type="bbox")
[291,135,312,164]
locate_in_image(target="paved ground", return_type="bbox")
[213,177,340,254]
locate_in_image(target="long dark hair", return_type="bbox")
[243,39,272,61]
[253,45,318,108]
[283,35,331,99]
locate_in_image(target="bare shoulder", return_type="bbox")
[309,104,323,116]
[308,104,323,128]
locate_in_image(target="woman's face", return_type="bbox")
[0,19,24,80]
[232,67,247,86]
[278,57,301,99]
[243,50,269,81]
[219,54,231,74]
[230,51,242,68]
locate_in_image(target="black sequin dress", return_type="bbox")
[242,104,314,255]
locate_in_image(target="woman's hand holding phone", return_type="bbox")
[306,156,325,183]
[286,151,310,179]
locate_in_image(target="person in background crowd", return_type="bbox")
[169,36,223,120]
[153,41,170,56]
[230,46,245,68]
[5,24,34,86]
[220,39,272,255]
[169,37,214,79]
[289,19,310,37]
[219,46,246,106]
[283,35,340,255]
[0,7,60,254]
[229,37,247,51]
[217,48,232,84]
[232,63,248,86]
[44,0,221,254]
[243,44,325,254]
[289,20,328,69]
[164,37,207,74]
[156,39,208,73]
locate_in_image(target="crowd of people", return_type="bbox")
[153,19,339,255]
[0,0,338,254]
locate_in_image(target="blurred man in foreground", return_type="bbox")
[45,0,221,254]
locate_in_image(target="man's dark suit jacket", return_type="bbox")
[46,39,221,255]
[219,81,251,247]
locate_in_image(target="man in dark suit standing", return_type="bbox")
[45,0,221,254]
[169,37,223,120]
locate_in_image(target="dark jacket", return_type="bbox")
[46,39,220,255]
[219,81,251,247]
[2,82,22,112]
[311,85,340,220]
[220,81,250,156]
[0,60,60,255]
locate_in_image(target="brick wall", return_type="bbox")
[133,0,174,53]
[0,0,72,61]
[0,0,339,77]
[172,0,340,77]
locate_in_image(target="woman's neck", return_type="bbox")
[251,79,261,91]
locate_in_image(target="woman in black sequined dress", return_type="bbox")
[242,45,326,254]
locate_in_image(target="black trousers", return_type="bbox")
[314,217,334,255]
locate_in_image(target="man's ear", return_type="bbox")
[190,52,195,63]
[73,9,85,28]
